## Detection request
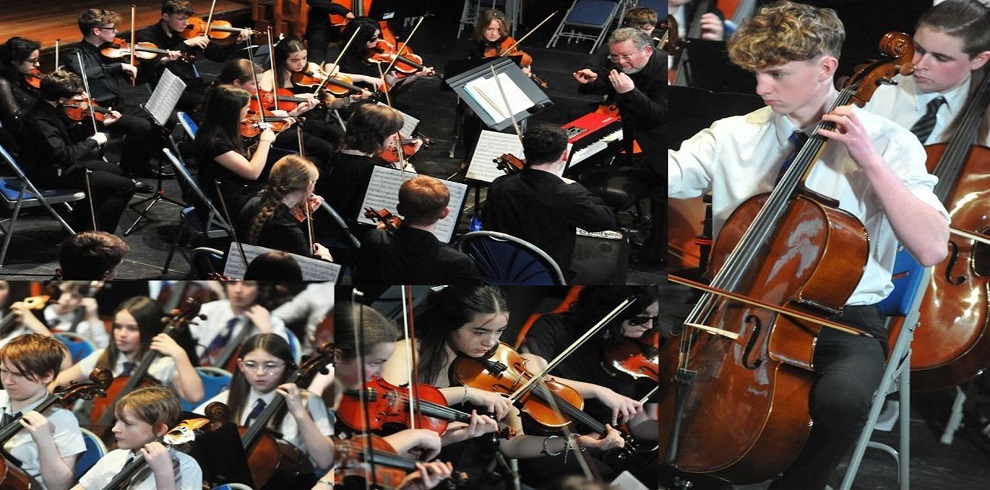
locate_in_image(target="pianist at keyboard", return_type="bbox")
[481,124,620,284]
[574,27,667,174]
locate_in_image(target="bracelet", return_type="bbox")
[462,385,471,404]
[542,435,564,457]
[316,479,334,486]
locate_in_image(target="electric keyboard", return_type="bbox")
[563,112,624,168]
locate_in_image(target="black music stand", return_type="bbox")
[124,70,187,236]
[445,57,551,131]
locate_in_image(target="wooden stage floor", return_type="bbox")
[2,0,249,57]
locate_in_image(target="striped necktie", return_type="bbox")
[200,317,238,365]
[909,96,946,144]
[776,132,809,184]
[244,398,267,427]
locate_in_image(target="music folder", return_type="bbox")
[445,57,551,131]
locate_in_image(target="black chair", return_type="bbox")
[457,230,567,285]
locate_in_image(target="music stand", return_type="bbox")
[445,57,550,131]
[367,0,430,21]
[124,70,187,235]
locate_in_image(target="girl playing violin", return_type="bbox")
[0,334,86,490]
[0,37,43,135]
[381,286,626,489]
[469,10,534,77]
[236,154,334,262]
[194,84,290,221]
[74,385,203,489]
[523,286,661,487]
[325,302,458,489]
[332,18,434,95]
[52,296,205,407]
[193,333,334,483]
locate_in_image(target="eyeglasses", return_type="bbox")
[607,48,645,63]
[24,58,40,65]
[240,360,286,374]
[97,26,117,31]
[627,315,658,327]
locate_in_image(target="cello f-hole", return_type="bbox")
[742,315,764,370]
[974,228,990,277]
[945,241,966,285]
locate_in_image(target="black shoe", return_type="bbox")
[131,179,155,194]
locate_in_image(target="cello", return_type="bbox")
[909,72,990,391]
[656,33,915,483]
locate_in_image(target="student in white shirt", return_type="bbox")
[194,333,333,483]
[0,334,85,490]
[74,385,202,490]
[44,281,109,349]
[866,0,990,145]
[53,296,204,409]
[668,2,949,489]
[191,282,290,367]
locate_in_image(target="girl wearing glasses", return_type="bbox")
[0,37,42,135]
[520,285,660,487]
[194,332,335,485]
[52,296,205,408]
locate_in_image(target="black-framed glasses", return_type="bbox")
[24,58,40,64]
[627,315,658,326]
[607,47,646,63]
[97,26,117,31]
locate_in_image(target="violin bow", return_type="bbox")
[204,0,219,39]
[497,11,556,57]
[245,28,266,117]
[488,64,523,145]
[381,16,426,80]
[350,291,380,490]
[84,169,98,231]
[400,286,422,431]
[54,39,60,70]
[267,29,280,113]
[129,5,136,86]
[315,25,362,99]
[213,180,249,270]
[73,52,102,141]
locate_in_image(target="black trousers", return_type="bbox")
[35,161,136,233]
[103,113,159,176]
[772,304,887,490]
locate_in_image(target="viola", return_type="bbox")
[92,297,203,433]
[337,377,473,435]
[603,330,660,383]
[182,16,253,42]
[100,39,187,63]
[239,342,334,488]
[0,295,49,338]
[454,342,637,458]
[240,112,290,139]
[494,153,524,174]
[24,68,42,89]
[483,37,533,68]
[61,95,110,123]
[364,207,402,231]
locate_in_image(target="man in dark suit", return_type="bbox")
[354,175,482,287]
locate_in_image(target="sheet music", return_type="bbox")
[358,166,468,243]
[463,72,534,124]
[145,70,186,127]
[466,130,524,183]
[223,243,341,281]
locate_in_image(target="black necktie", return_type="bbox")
[909,96,946,144]
[121,362,135,377]
[776,132,809,184]
[245,398,267,427]
[1,411,20,427]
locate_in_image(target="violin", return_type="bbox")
[337,377,473,435]
[92,298,203,434]
[290,70,368,98]
[61,95,111,123]
[251,88,314,114]
[454,342,637,458]
[367,40,433,77]
[364,207,402,231]
[181,16,253,42]
[603,330,660,383]
[377,135,430,165]
[240,112,290,139]
[334,434,466,489]
[100,39,187,63]
[0,295,50,338]
[24,68,42,89]
[483,36,548,89]
[494,153,524,174]
[239,342,334,488]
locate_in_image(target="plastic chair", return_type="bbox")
[54,332,97,364]
[161,148,232,275]
[190,246,226,279]
[547,0,626,53]
[284,328,303,364]
[0,143,85,268]
[73,428,107,479]
[457,230,566,285]
[177,111,198,140]
[836,246,931,490]
[182,366,233,411]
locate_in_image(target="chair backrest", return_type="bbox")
[177,111,198,140]
[457,231,566,285]
[284,329,302,364]
[564,0,622,27]
[73,428,107,479]
[0,143,85,204]
[878,246,928,318]
[54,332,97,364]
[182,366,233,411]
[191,246,226,279]
[163,148,231,233]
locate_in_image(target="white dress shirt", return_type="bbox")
[76,349,179,388]
[0,391,86,489]
[190,300,288,362]
[866,73,987,145]
[77,447,203,490]
[669,105,949,305]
